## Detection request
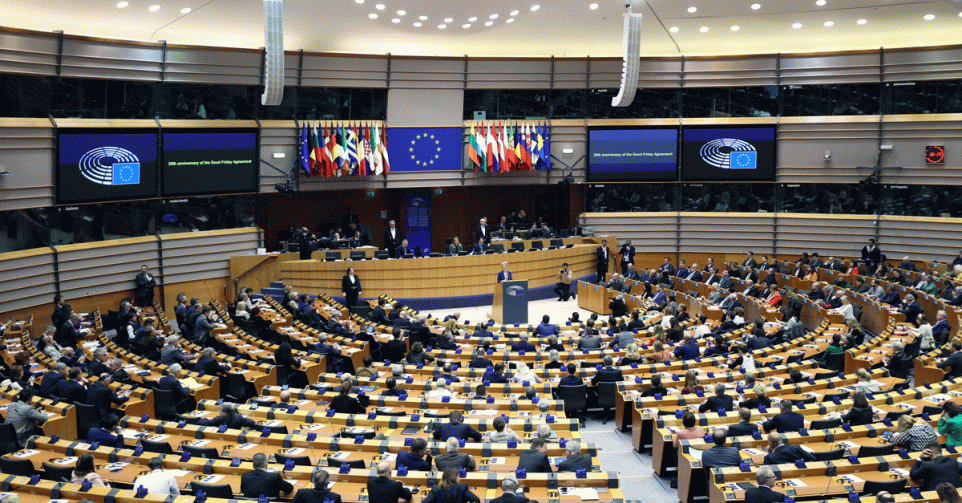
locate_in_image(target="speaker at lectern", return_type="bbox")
[490,280,528,325]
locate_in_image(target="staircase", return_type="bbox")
[254,281,285,301]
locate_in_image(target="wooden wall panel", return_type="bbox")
[883,47,962,83]
[777,116,882,184]
[684,56,777,88]
[0,118,55,211]
[679,213,776,255]
[60,38,163,81]
[0,28,59,76]
[880,115,962,184]
[582,212,672,252]
[299,53,389,88]
[879,216,962,263]
[0,248,55,313]
[780,52,881,85]
[162,277,230,316]
[55,237,160,300]
[774,214,877,257]
[160,228,261,284]
[163,46,262,85]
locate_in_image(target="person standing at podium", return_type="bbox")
[596,240,610,284]
[342,267,362,307]
[497,262,512,283]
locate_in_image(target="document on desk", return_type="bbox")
[488,457,506,465]
[558,488,599,500]
[782,479,807,488]
[687,448,703,461]
[54,457,79,465]
[199,475,225,484]
[330,451,350,460]
[838,474,864,484]
[235,443,257,450]
[741,448,766,455]
[146,434,170,442]
[285,448,306,455]
[190,440,212,447]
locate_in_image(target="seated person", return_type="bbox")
[292,468,341,503]
[698,383,734,413]
[517,438,552,473]
[433,410,482,442]
[487,416,520,443]
[510,334,537,353]
[197,403,257,429]
[763,400,804,433]
[557,439,592,472]
[434,437,477,471]
[763,432,815,465]
[328,382,366,414]
[86,414,124,448]
[558,363,583,387]
[396,438,432,471]
[240,453,294,498]
[841,391,874,426]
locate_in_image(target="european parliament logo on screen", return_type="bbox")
[57,130,158,204]
[681,127,776,181]
[78,146,142,185]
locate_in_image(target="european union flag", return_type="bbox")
[112,162,141,185]
[386,127,463,172]
[730,151,757,169]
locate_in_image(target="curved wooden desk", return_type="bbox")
[281,237,611,299]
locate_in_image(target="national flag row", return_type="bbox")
[467,121,551,173]
[298,122,391,178]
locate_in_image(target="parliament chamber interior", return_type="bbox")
[6,1,962,503]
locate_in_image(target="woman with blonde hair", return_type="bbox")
[618,343,644,366]
[740,383,771,410]
[647,325,665,346]
[889,414,938,452]
[912,314,935,352]
[832,296,856,322]
[854,367,881,393]
[512,362,542,384]
[443,317,458,335]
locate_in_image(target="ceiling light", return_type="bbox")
[530,5,540,12]
[589,3,599,9]
[413,21,422,26]
[355,0,364,3]
[444,17,453,22]
[375,3,385,10]
[823,20,834,27]
[669,26,679,33]
[506,18,515,23]
[815,0,826,5]
[490,13,498,19]
[923,14,935,20]
[688,6,697,13]
[510,10,519,16]
[438,24,447,29]
[699,26,709,32]
[468,16,477,22]
[392,18,400,23]
[396,10,405,15]
[148,4,160,11]
[116,1,129,8]
[368,13,378,19]
[791,22,802,28]
[485,21,494,26]
[730,25,740,31]
[856,18,867,25]
[751,3,760,9]
[180,7,191,14]
[419,15,427,20]
[959,11,962,17]
[462,23,471,28]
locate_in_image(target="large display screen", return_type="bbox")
[681,126,776,181]
[162,129,258,196]
[57,129,159,204]
[587,127,678,181]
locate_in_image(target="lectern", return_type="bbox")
[491,280,528,324]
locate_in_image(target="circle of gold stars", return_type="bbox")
[409,133,442,166]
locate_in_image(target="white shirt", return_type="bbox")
[390,229,396,238]
[134,469,180,495]
[740,354,757,373]
[425,388,454,400]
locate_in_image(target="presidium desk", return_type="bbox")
[279,236,616,310]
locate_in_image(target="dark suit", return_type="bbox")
[686,270,703,282]
[763,411,805,433]
[618,245,635,272]
[518,448,552,473]
[483,371,507,384]
[591,366,623,386]
[240,469,294,498]
[469,356,493,369]
[135,272,156,306]
[490,494,529,503]
[764,444,815,465]
[938,351,962,378]
[341,274,362,307]
[53,378,86,403]
[698,394,734,413]
[87,359,109,378]
[195,355,227,376]
[384,228,403,258]
[52,304,69,329]
[471,243,488,254]
[608,297,627,318]
[193,316,213,345]
[898,301,922,325]
[433,421,482,442]
[861,245,881,266]
[396,450,431,471]
[596,246,611,282]
[370,306,388,325]
[702,446,741,469]
[157,374,191,408]
[557,454,592,472]
[910,456,962,491]
[726,421,758,437]
[292,488,341,503]
[367,476,412,503]
[86,426,125,448]
[85,381,128,417]
[744,486,783,503]
[58,321,81,348]
[497,270,513,283]
[475,225,490,244]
